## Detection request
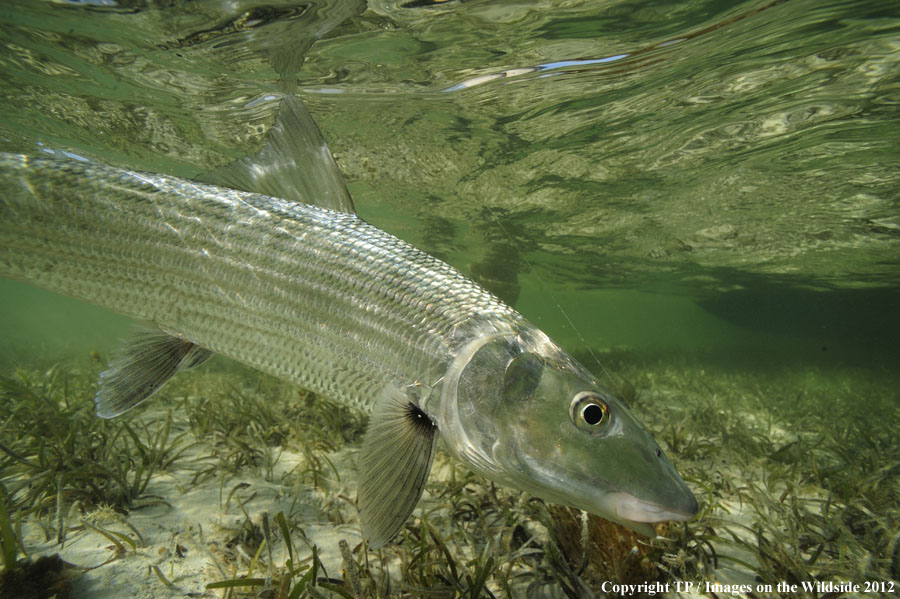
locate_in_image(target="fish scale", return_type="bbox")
[0,152,523,413]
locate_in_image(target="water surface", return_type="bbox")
[2,0,897,371]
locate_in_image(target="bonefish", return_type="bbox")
[0,96,697,545]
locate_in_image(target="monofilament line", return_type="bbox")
[485,209,619,386]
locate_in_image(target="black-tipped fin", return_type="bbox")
[199,94,355,214]
[95,330,212,419]
[358,384,438,547]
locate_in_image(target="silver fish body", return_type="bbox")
[1,153,519,405]
[0,148,697,545]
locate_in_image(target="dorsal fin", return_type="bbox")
[200,94,355,214]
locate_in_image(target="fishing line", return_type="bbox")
[484,209,622,387]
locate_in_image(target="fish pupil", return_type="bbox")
[582,403,605,425]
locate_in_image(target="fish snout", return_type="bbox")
[614,488,699,523]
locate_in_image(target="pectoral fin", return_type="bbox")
[358,385,438,547]
[95,330,212,418]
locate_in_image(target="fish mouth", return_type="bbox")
[614,491,699,523]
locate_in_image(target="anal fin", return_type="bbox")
[95,330,212,419]
[358,384,438,548]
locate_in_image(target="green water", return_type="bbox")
[1,0,897,373]
[1,0,899,594]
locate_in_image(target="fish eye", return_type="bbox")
[570,392,610,432]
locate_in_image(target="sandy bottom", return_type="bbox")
[7,355,896,599]
[16,423,756,599]
[21,438,361,598]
